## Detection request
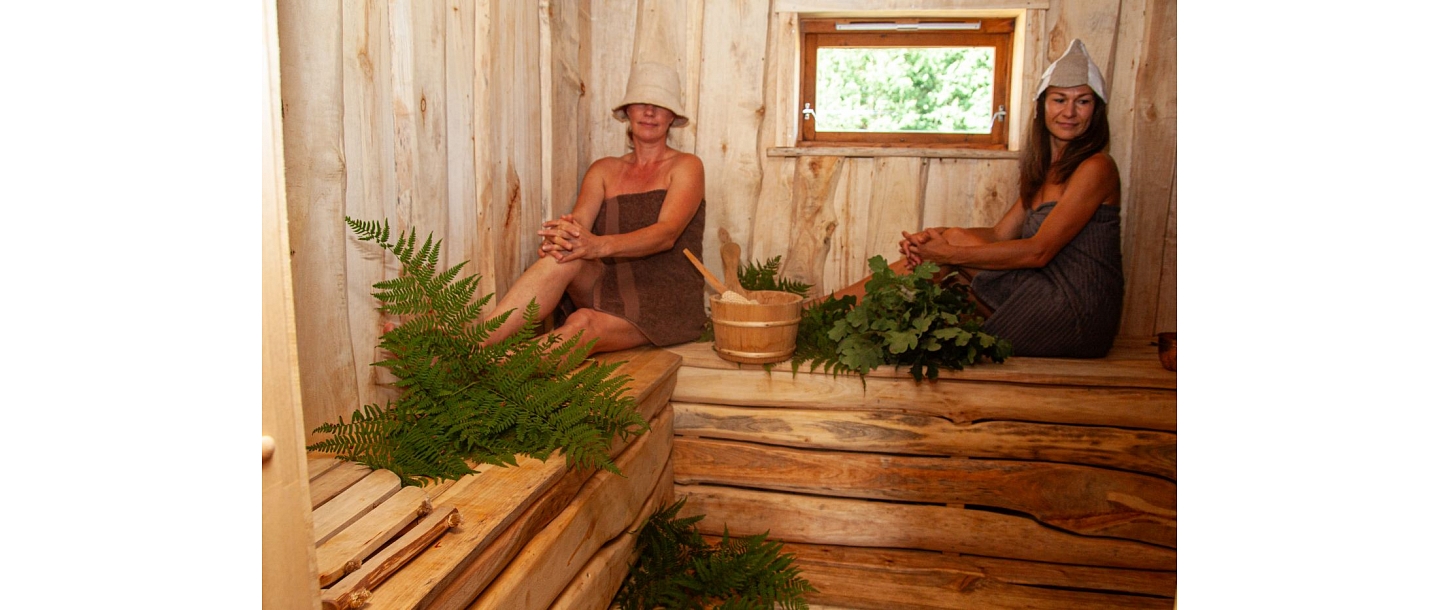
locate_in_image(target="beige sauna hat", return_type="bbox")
[1035,39,1108,103]
[612,61,690,127]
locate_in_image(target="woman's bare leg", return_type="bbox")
[483,256,600,346]
[551,308,650,356]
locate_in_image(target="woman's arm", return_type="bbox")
[537,157,614,260]
[545,154,705,263]
[900,195,1028,266]
[911,154,1118,270]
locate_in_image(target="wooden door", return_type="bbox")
[263,0,321,606]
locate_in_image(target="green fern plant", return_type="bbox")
[791,255,1013,381]
[738,256,812,297]
[306,218,649,486]
[614,498,815,610]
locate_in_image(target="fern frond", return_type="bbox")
[312,218,650,486]
[614,499,813,609]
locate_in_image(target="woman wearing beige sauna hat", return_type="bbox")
[840,39,1126,358]
[476,60,707,356]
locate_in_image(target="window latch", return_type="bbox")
[802,103,816,121]
[991,105,1007,126]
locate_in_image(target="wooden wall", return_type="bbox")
[279,0,1177,439]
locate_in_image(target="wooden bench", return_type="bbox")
[664,337,1177,610]
[305,347,682,610]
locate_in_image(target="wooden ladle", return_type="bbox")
[720,242,752,300]
[682,248,729,295]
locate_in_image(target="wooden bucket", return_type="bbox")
[710,290,804,364]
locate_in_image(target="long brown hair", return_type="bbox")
[1019,90,1109,208]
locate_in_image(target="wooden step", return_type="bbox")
[308,347,681,610]
[664,337,1178,607]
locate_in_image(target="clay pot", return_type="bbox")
[1157,332,1176,372]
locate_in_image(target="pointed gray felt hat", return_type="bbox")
[1035,39,1107,102]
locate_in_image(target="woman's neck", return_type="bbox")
[1049,137,1067,161]
[630,138,672,165]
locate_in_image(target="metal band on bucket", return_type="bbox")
[711,317,801,328]
[717,348,795,360]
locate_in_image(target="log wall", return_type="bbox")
[664,339,1177,609]
[277,0,1177,451]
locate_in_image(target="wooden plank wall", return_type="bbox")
[574,0,1176,334]
[280,0,576,439]
[280,0,1176,440]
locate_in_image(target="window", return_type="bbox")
[800,17,1014,149]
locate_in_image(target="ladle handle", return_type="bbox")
[683,249,729,294]
[720,242,750,298]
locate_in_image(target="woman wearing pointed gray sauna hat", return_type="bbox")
[839,39,1125,358]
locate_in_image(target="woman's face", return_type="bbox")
[625,103,676,140]
[1043,85,1097,142]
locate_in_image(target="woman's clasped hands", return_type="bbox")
[537,214,600,263]
[899,227,948,270]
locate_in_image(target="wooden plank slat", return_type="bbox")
[411,0,451,268]
[1116,0,1177,337]
[673,403,1176,479]
[321,505,463,610]
[779,541,1177,599]
[470,0,498,316]
[581,0,636,163]
[310,462,375,510]
[469,408,676,610]
[1101,0,1148,249]
[361,452,573,608]
[312,469,404,545]
[446,0,478,272]
[761,11,799,150]
[825,157,871,295]
[673,438,1174,547]
[489,0,544,299]
[780,155,846,291]
[279,0,362,445]
[550,460,675,610]
[675,484,1175,571]
[1010,9,1045,152]
[360,348,680,608]
[263,0,321,604]
[420,460,595,610]
[342,0,399,407]
[693,0,770,270]
[749,156,798,265]
[315,486,430,587]
[671,363,1175,431]
[308,456,342,481]
[861,156,924,275]
[665,338,1177,390]
[775,0,1050,10]
[789,544,1172,609]
[920,158,1020,233]
[1154,170,1177,333]
[546,0,582,221]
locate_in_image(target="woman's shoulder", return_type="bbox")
[1068,152,1120,189]
[670,151,703,173]
[1076,151,1118,175]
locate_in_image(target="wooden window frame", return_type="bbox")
[799,17,1015,150]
